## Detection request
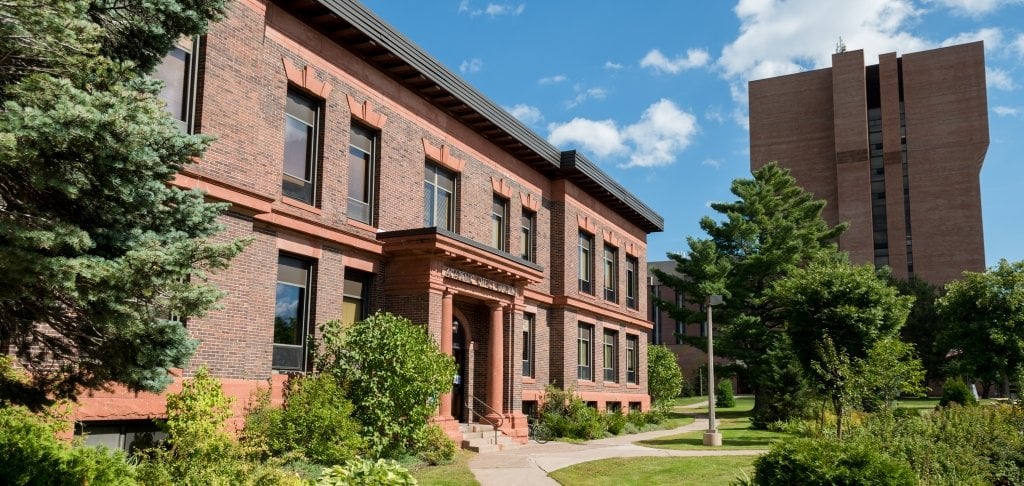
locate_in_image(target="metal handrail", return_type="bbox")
[470,395,503,444]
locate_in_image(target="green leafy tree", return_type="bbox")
[646,345,683,412]
[856,337,927,410]
[891,276,948,382]
[0,0,242,407]
[937,259,1024,397]
[316,312,457,458]
[770,260,914,437]
[652,162,846,426]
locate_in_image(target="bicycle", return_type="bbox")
[528,420,551,444]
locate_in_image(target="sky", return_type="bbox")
[361,0,1024,267]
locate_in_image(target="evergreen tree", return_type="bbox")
[0,0,239,407]
[652,162,845,426]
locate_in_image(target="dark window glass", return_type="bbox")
[283,89,320,204]
[522,314,535,378]
[579,233,594,294]
[424,163,456,230]
[274,255,311,370]
[348,123,377,224]
[153,37,199,132]
[342,270,370,327]
[604,245,618,302]
[626,335,639,384]
[603,329,618,382]
[577,323,593,380]
[626,256,638,309]
[491,196,508,251]
[521,210,535,261]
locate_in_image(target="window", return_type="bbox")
[626,335,639,384]
[626,256,639,309]
[153,37,200,133]
[491,196,508,251]
[578,232,594,294]
[603,329,618,382]
[603,245,618,302]
[75,421,166,453]
[675,293,685,344]
[342,270,370,327]
[348,122,377,224]
[577,323,593,380]
[274,255,312,370]
[424,163,456,230]
[283,89,321,205]
[522,313,535,378]
[521,210,536,262]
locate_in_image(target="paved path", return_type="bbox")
[468,416,766,486]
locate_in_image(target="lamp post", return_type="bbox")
[703,294,724,447]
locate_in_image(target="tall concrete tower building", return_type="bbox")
[749,42,988,285]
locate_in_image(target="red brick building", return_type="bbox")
[72,0,663,447]
[749,42,988,285]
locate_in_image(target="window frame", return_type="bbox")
[578,232,594,294]
[603,244,618,302]
[342,269,370,327]
[282,88,322,205]
[626,334,639,384]
[603,329,618,383]
[625,255,639,309]
[491,195,509,252]
[577,323,593,380]
[522,313,535,378]
[153,36,201,133]
[520,210,536,262]
[423,162,457,231]
[347,121,378,225]
[273,254,313,371]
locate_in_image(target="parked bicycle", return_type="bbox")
[528,420,551,444]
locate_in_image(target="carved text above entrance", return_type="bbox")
[442,266,516,295]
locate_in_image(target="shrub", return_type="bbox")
[242,374,364,465]
[604,410,626,435]
[647,345,682,412]
[416,425,455,465]
[0,405,136,485]
[539,386,606,440]
[318,458,416,486]
[715,379,736,408]
[750,341,814,429]
[939,378,977,407]
[752,437,917,486]
[316,312,457,458]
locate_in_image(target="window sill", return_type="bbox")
[281,196,322,215]
[346,218,378,233]
[522,377,536,384]
[626,383,639,389]
[576,379,595,388]
[603,382,621,388]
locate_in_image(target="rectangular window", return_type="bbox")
[626,335,639,384]
[274,255,312,371]
[75,421,166,453]
[348,122,377,224]
[282,89,321,205]
[603,329,618,382]
[153,37,200,133]
[521,210,536,262]
[341,270,369,327]
[577,323,593,380]
[578,232,594,294]
[491,196,508,252]
[603,245,618,302]
[522,313,535,378]
[625,256,639,309]
[424,163,456,230]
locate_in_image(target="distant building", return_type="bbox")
[749,42,988,285]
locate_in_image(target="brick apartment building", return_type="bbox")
[72,0,663,448]
[650,42,988,386]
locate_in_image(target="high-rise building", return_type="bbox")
[749,42,988,285]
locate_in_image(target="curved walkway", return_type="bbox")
[468,417,766,486]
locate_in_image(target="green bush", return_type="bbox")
[242,373,364,465]
[604,410,626,435]
[416,424,455,465]
[939,378,977,407]
[647,345,683,412]
[750,341,814,429]
[539,386,606,440]
[716,379,736,408]
[318,458,416,485]
[752,437,917,486]
[316,313,457,458]
[0,405,136,485]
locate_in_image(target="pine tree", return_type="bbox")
[0,0,239,407]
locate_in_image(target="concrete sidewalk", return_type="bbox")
[468,417,765,486]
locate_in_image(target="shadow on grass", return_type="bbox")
[640,435,778,449]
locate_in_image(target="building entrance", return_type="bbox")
[451,318,468,422]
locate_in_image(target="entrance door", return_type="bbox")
[451,319,467,422]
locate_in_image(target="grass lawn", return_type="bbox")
[893,397,997,409]
[549,456,755,486]
[673,395,710,407]
[409,450,480,486]
[641,396,789,450]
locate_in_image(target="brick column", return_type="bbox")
[439,290,454,421]
[485,302,504,424]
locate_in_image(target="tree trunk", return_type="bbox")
[981,380,992,399]
[834,399,844,440]
[1002,371,1011,398]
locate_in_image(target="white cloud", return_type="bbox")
[929,0,1023,17]
[538,74,567,85]
[565,87,608,108]
[941,27,1003,50]
[702,159,722,169]
[1014,33,1024,57]
[705,107,726,124]
[504,104,543,124]
[459,58,483,74]
[640,48,710,74]
[993,106,1019,116]
[459,1,526,17]
[987,67,1016,90]
[547,99,699,168]
[604,61,624,70]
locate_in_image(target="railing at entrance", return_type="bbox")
[469,395,503,445]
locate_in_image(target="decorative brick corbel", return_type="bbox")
[520,192,541,212]
[577,214,597,234]
[602,230,619,248]
[490,177,513,199]
[282,57,333,98]
[346,94,388,128]
[423,139,465,173]
[626,242,638,257]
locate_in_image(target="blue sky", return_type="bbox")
[362,0,1024,267]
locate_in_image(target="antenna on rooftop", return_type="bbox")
[836,36,847,54]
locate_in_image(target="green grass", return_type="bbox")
[673,395,711,407]
[549,456,755,486]
[685,396,756,418]
[890,397,997,409]
[642,396,789,450]
[409,450,480,486]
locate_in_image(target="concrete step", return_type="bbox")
[458,422,520,452]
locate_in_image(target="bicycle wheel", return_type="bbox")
[533,423,551,444]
